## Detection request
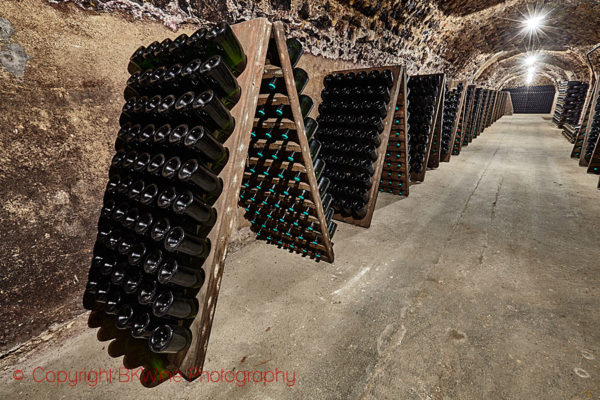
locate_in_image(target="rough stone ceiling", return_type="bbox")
[61,0,600,88]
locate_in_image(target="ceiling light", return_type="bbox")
[524,54,538,66]
[523,14,544,33]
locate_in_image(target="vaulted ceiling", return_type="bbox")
[76,0,600,88]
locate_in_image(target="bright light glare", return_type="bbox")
[524,55,538,66]
[528,66,537,74]
[526,73,535,85]
[523,14,544,33]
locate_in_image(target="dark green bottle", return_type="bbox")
[298,95,314,118]
[149,325,193,354]
[152,290,199,319]
[201,55,242,109]
[304,117,318,142]
[286,38,303,68]
[192,90,235,143]
[183,125,229,169]
[205,23,247,76]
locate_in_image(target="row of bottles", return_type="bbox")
[317,69,395,218]
[407,75,442,178]
[440,83,464,157]
[552,81,589,128]
[463,88,482,146]
[240,34,335,261]
[84,24,247,361]
[453,86,474,155]
[128,23,247,76]
[380,87,410,196]
[583,98,600,163]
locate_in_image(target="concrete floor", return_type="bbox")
[1,114,599,399]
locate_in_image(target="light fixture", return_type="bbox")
[523,14,544,33]
[524,54,538,66]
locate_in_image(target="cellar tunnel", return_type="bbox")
[1,0,599,398]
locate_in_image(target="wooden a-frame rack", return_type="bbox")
[452,84,476,156]
[240,22,335,261]
[409,73,446,182]
[379,68,410,198]
[91,18,335,386]
[440,80,468,163]
[328,65,404,228]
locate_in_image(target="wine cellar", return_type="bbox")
[2,1,600,398]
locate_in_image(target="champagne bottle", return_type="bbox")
[201,55,242,109]
[178,159,223,201]
[183,125,229,167]
[152,290,199,319]
[164,226,211,258]
[205,23,247,76]
[157,259,205,288]
[191,90,235,143]
[138,279,159,305]
[149,325,193,354]
[304,117,318,142]
[172,191,217,229]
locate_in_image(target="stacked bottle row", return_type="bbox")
[316,69,395,218]
[552,81,589,128]
[570,92,595,157]
[477,89,491,135]
[83,23,246,358]
[505,85,555,114]
[464,88,482,146]
[440,83,464,157]
[380,86,410,196]
[240,36,335,261]
[452,86,474,155]
[407,75,442,178]
[583,96,600,168]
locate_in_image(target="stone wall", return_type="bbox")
[1,0,599,352]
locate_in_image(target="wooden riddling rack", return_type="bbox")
[426,81,447,169]
[452,85,476,156]
[408,73,446,183]
[320,65,403,228]
[379,68,411,197]
[463,87,483,146]
[571,76,599,159]
[475,89,492,137]
[504,91,514,115]
[492,91,506,123]
[553,81,589,128]
[440,80,468,163]
[85,18,273,386]
[583,82,600,174]
[486,90,499,127]
[167,18,272,383]
[239,22,335,261]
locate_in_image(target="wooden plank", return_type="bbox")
[173,18,273,380]
[253,118,296,130]
[263,64,283,79]
[579,80,600,167]
[380,70,410,197]
[409,73,446,183]
[441,80,468,163]
[257,92,290,106]
[327,65,404,228]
